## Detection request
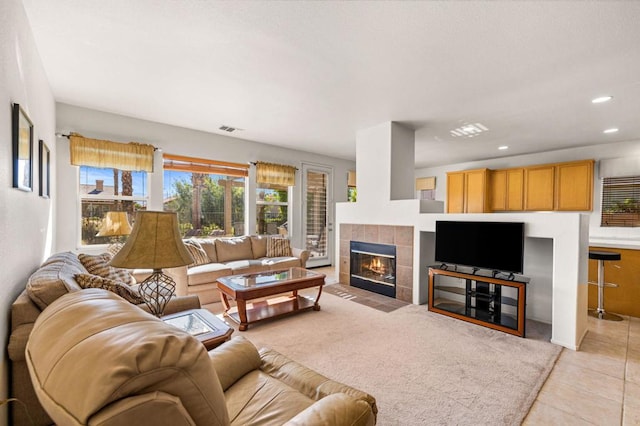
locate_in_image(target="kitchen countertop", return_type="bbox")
[589,237,640,250]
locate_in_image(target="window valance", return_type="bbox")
[70,133,155,172]
[255,161,297,186]
[163,154,248,177]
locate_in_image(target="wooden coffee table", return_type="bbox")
[216,267,325,331]
[162,308,234,350]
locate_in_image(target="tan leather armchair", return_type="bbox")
[26,289,377,425]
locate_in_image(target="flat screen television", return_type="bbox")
[435,221,525,274]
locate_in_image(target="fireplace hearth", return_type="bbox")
[350,241,396,298]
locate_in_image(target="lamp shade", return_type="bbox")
[96,211,133,237]
[110,211,193,269]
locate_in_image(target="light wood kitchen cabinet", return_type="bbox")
[506,169,525,210]
[446,169,489,213]
[524,165,555,211]
[588,246,640,317]
[490,168,524,211]
[489,170,507,211]
[555,160,594,211]
[448,159,593,213]
[446,171,465,213]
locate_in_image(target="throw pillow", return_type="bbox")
[266,237,292,257]
[74,273,144,304]
[106,243,124,257]
[183,240,211,266]
[78,253,134,285]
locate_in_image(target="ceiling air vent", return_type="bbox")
[450,122,489,138]
[219,125,237,133]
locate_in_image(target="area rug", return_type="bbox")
[237,288,562,425]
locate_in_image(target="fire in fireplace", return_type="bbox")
[350,241,396,298]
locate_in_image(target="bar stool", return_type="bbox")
[588,250,622,321]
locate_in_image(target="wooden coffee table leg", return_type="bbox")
[236,299,249,331]
[219,291,232,313]
[313,284,324,311]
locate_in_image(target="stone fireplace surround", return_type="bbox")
[339,224,414,303]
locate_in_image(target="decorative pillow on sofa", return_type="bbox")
[215,237,254,263]
[266,237,292,257]
[74,273,145,304]
[78,253,134,285]
[106,243,124,257]
[183,240,211,266]
[250,235,268,259]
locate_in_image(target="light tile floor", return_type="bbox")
[525,314,640,425]
[314,266,639,425]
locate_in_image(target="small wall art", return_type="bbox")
[12,103,33,191]
[39,139,50,198]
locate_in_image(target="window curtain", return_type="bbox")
[256,161,296,186]
[69,133,155,172]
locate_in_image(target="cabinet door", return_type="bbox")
[555,160,594,211]
[506,168,524,210]
[446,172,465,213]
[490,170,507,211]
[524,165,555,210]
[465,169,488,213]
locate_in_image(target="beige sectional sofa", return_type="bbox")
[8,252,201,426]
[174,236,310,307]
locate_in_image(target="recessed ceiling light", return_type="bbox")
[603,128,619,134]
[592,96,613,104]
[498,146,509,150]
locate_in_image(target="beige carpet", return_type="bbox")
[233,287,561,426]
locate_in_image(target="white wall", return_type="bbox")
[55,103,356,255]
[415,139,640,246]
[0,0,56,423]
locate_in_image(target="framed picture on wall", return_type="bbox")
[39,140,50,198]
[12,103,33,191]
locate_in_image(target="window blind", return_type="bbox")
[163,154,248,177]
[601,176,640,227]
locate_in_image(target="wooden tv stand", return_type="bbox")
[428,266,528,337]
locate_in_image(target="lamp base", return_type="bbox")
[140,270,175,317]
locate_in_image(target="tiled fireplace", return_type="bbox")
[339,224,414,303]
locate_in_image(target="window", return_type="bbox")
[256,183,289,236]
[163,154,247,237]
[79,166,147,245]
[601,176,640,227]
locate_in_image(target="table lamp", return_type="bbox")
[110,211,193,317]
[96,211,132,241]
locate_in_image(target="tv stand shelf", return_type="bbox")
[428,266,528,337]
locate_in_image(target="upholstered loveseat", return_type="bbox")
[26,290,378,425]
[8,252,201,426]
[173,236,310,307]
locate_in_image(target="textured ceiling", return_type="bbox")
[21,0,640,167]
